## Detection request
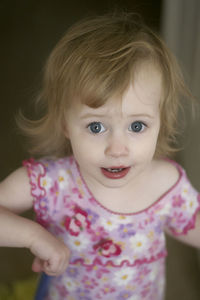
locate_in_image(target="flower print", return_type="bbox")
[141,282,151,298]
[114,215,133,224]
[119,224,136,239]
[50,181,59,203]
[128,295,141,300]
[40,174,52,190]
[63,199,77,211]
[57,169,69,189]
[154,202,171,216]
[148,238,162,256]
[172,195,185,207]
[75,288,91,300]
[34,197,50,227]
[148,263,159,281]
[116,290,133,299]
[76,177,85,198]
[171,211,186,226]
[130,233,149,254]
[101,284,116,295]
[81,275,98,289]
[72,187,83,199]
[38,197,48,210]
[93,239,122,257]
[85,265,110,279]
[113,267,136,286]
[85,209,99,225]
[52,224,65,235]
[184,194,199,214]
[101,217,118,231]
[34,197,48,215]
[134,265,151,285]
[154,221,163,235]
[62,277,78,291]
[181,183,190,198]
[66,267,79,278]
[64,206,91,236]
[68,234,90,251]
[88,226,109,242]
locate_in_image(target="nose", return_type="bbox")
[104,135,129,158]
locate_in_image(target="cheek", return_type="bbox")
[70,135,102,163]
[133,134,158,159]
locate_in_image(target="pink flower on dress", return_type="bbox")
[93,239,122,257]
[87,226,109,242]
[85,265,110,279]
[172,195,185,207]
[64,206,91,236]
[101,284,116,295]
[82,275,98,289]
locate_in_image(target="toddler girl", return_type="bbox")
[1,12,200,300]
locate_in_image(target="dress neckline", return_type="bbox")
[73,157,183,216]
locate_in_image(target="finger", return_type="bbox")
[32,257,43,273]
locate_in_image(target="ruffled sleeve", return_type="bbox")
[165,167,200,236]
[23,158,51,227]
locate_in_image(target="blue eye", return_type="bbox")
[129,121,146,133]
[88,122,105,134]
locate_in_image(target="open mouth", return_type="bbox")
[101,167,130,179]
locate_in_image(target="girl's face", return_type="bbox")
[64,63,162,192]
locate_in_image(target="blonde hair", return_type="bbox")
[18,12,191,158]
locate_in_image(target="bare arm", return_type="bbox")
[0,167,70,275]
[0,205,70,275]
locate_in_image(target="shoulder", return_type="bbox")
[0,167,30,193]
[0,166,33,212]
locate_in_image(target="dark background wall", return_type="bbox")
[0,1,200,299]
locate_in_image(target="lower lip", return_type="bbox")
[101,167,130,179]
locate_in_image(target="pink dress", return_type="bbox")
[24,156,200,300]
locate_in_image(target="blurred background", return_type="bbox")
[0,0,200,299]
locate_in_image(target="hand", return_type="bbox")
[29,224,70,276]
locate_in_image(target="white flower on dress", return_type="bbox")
[112,215,133,224]
[68,235,90,251]
[157,202,171,216]
[57,169,70,189]
[149,263,159,281]
[184,194,199,214]
[130,233,149,253]
[181,183,190,198]
[62,277,78,291]
[101,217,118,231]
[40,175,52,190]
[113,267,136,286]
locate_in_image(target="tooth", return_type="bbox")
[107,168,123,173]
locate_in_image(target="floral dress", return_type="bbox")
[23,156,200,300]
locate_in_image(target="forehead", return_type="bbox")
[72,62,162,118]
[120,62,163,113]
